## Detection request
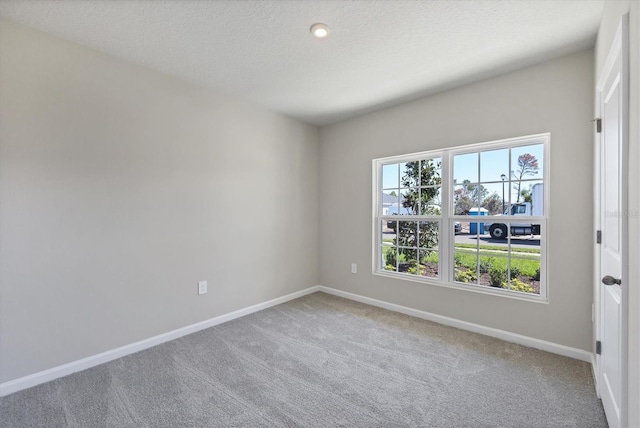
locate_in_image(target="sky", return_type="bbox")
[382,143,544,208]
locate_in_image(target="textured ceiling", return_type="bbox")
[0,0,604,126]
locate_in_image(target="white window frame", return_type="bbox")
[372,133,549,302]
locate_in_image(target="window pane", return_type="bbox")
[453,185,471,214]
[453,183,484,215]
[480,148,509,183]
[482,254,508,288]
[381,191,400,215]
[418,221,439,249]
[420,158,442,187]
[506,234,541,295]
[397,221,418,247]
[476,182,504,215]
[420,187,441,215]
[382,163,399,189]
[510,144,543,202]
[398,158,441,215]
[507,180,544,216]
[381,219,397,270]
[506,255,539,294]
[398,248,418,274]
[400,188,419,215]
[382,245,397,272]
[511,144,544,181]
[418,250,438,278]
[454,251,478,284]
[393,220,419,274]
[400,161,419,189]
[453,152,478,185]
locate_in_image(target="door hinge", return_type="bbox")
[592,118,602,133]
[596,230,601,244]
[596,340,602,355]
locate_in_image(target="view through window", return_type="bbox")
[375,134,548,299]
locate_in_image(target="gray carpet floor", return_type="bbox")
[0,292,607,427]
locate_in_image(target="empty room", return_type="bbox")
[0,1,638,427]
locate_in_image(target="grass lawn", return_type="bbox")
[454,243,540,254]
[382,243,539,278]
[453,252,539,277]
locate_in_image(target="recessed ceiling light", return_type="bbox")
[310,23,330,39]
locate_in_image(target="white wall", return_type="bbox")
[596,2,640,426]
[0,19,319,384]
[319,50,594,351]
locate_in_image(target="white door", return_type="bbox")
[597,15,628,428]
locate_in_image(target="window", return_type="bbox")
[374,134,548,300]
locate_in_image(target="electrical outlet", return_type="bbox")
[351,263,357,274]
[198,280,208,295]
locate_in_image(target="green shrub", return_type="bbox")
[509,265,522,279]
[489,266,507,287]
[385,248,397,268]
[505,278,534,293]
[534,267,540,281]
[479,257,493,274]
[454,253,463,266]
[455,269,477,283]
[407,263,420,275]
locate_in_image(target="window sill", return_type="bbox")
[373,270,549,304]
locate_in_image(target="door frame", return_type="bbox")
[594,13,629,428]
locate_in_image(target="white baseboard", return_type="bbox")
[591,354,600,398]
[1,284,594,397]
[0,286,321,397]
[317,285,594,363]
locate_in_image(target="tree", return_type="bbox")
[386,160,440,272]
[511,153,539,202]
[454,196,474,215]
[520,186,532,203]
[455,180,488,202]
[454,180,488,214]
[400,160,441,214]
[482,193,503,215]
